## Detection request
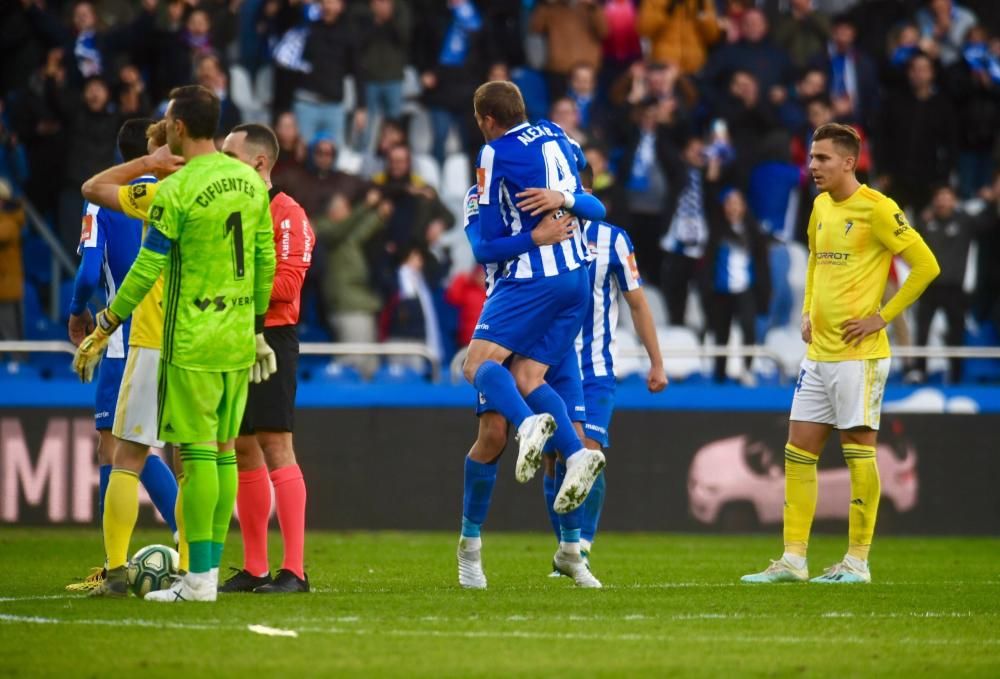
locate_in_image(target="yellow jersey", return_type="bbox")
[804,184,925,362]
[118,182,165,349]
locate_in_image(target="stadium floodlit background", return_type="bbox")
[0,0,998,676]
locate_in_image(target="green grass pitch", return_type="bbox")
[1,529,998,677]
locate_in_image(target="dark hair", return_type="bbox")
[231,123,280,166]
[930,182,956,197]
[167,85,220,141]
[117,118,155,161]
[474,81,527,129]
[813,122,861,158]
[578,163,594,191]
[805,94,833,109]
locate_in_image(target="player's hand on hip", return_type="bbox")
[251,333,277,384]
[801,315,813,344]
[67,308,95,347]
[72,309,120,383]
[516,188,565,216]
[647,364,668,393]
[531,210,576,246]
[841,313,887,347]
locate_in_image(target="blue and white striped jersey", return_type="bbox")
[462,184,500,297]
[578,220,643,379]
[71,179,150,358]
[476,119,590,280]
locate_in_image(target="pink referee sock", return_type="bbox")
[271,464,307,580]
[237,466,272,577]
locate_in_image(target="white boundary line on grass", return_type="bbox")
[1,613,997,647]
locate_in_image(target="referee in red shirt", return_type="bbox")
[219,123,315,593]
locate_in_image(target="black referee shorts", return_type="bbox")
[239,325,299,435]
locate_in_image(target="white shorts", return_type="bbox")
[789,357,890,430]
[112,347,164,448]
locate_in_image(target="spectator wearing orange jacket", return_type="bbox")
[637,0,721,75]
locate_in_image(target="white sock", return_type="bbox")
[782,552,807,570]
[844,554,868,571]
[559,541,581,555]
[189,570,214,586]
[459,536,482,551]
[580,539,592,554]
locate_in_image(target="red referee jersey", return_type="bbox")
[266,189,314,327]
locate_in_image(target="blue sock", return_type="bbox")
[581,470,606,543]
[542,470,560,542]
[473,361,533,427]
[461,457,498,538]
[140,454,179,533]
[524,384,583,457]
[98,464,111,521]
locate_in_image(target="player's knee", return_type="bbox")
[112,439,148,473]
[462,356,481,384]
[260,436,296,469]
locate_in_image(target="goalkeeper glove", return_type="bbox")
[72,309,121,383]
[250,332,277,384]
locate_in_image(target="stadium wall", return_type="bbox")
[2,399,998,534]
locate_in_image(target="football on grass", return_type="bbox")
[127,544,179,597]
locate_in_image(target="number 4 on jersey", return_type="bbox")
[542,141,577,193]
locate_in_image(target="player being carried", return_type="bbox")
[218,123,314,594]
[456,150,609,588]
[65,119,180,594]
[742,123,939,585]
[461,81,605,523]
[73,85,277,602]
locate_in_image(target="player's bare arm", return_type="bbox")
[81,145,184,211]
[801,313,813,344]
[623,287,668,392]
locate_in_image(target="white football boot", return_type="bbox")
[553,449,606,513]
[552,548,602,588]
[457,538,487,590]
[145,571,217,602]
[514,414,556,483]
[741,557,809,583]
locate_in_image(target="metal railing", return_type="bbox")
[21,199,76,321]
[446,344,1000,384]
[2,341,998,386]
[0,340,441,382]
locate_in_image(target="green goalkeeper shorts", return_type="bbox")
[157,362,248,444]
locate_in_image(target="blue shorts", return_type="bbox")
[582,376,616,448]
[476,351,585,422]
[472,268,590,366]
[95,357,126,430]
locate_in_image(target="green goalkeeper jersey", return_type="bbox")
[110,152,275,372]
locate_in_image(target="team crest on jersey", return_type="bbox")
[132,184,147,199]
[466,193,479,216]
[844,220,854,235]
[817,222,823,230]
[149,205,164,221]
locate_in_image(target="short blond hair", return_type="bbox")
[146,120,168,148]
[813,122,861,159]
[473,81,527,129]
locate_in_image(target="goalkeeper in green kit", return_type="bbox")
[73,85,277,602]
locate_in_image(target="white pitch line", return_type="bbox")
[1,614,997,647]
[0,595,76,603]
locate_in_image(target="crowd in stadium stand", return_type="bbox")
[1,0,999,384]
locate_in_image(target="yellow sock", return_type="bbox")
[175,477,189,573]
[843,444,879,562]
[102,470,139,570]
[783,443,819,558]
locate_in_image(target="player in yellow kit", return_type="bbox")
[742,123,940,584]
[80,122,188,596]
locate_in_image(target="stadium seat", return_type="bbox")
[641,285,669,327]
[612,327,644,378]
[371,362,425,384]
[229,65,260,123]
[408,108,433,155]
[335,147,364,175]
[314,361,363,383]
[1,361,39,380]
[658,325,703,380]
[763,326,805,379]
[441,153,471,200]
[412,153,442,194]
[255,65,274,110]
[786,240,808,323]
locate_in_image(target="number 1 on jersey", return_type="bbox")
[225,211,245,280]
